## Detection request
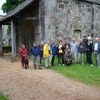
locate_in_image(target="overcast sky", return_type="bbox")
[0,0,6,15]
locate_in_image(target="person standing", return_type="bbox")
[43,41,52,68]
[86,36,93,66]
[51,41,57,66]
[19,44,28,68]
[82,35,88,63]
[70,39,79,63]
[94,37,100,67]
[57,40,65,66]
[40,41,44,66]
[29,43,41,69]
[78,39,86,64]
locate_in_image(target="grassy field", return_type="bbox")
[50,64,100,87]
[0,92,8,100]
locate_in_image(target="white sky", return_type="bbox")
[0,0,6,15]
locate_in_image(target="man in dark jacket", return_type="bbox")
[78,39,86,64]
[40,41,44,66]
[29,43,41,69]
[86,37,93,66]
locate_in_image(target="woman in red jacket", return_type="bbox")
[19,44,28,68]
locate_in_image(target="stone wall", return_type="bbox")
[93,4,100,36]
[39,0,45,40]
[42,0,100,41]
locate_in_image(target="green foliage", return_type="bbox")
[0,92,8,100]
[2,0,25,13]
[50,64,100,87]
[3,46,11,53]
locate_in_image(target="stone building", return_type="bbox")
[0,0,100,56]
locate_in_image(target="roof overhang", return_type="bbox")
[0,0,100,25]
[0,0,35,25]
[79,0,100,4]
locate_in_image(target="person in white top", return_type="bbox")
[94,37,100,67]
[70,38,79,63]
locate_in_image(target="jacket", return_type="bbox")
[86,41,93,53]
[51,44,57,56]
[43,43,49,58]
[94,42,100,53]
[29,46,40,56]
[19,48,27,57]
[78,43,85,53]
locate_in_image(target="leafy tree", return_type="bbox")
[2,0,25,13]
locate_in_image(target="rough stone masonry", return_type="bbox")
[39,0,100,41]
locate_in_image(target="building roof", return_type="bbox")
[83,0,100,4]
[0,0,35,24]
[0,0,100,24]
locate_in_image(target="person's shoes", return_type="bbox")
[40,64,43,66]
[90,64,93,67]
[59,64,61,66]
[63,64,65,66]
[34,67,37,69]
[38,67,42,70]
[34,65,37,69]
[45,67,49,69]
[97,66,100,68]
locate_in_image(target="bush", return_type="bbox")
[0,92,8,100]
[2,46,11,53]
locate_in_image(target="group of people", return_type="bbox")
[19,35,100,69]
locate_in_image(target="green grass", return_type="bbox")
[0,92,8,100]
[50,64,100,87]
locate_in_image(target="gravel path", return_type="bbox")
[0,58,100,100]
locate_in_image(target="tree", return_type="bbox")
[2,0,25,13]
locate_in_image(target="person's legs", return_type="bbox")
[33,56,37,69]
[62,54,64,65]
[71,52,74,63]
[81,53,84,64]
[51,55,54,65]
[77,53,80,63]
[58,55,61,65]
[45,57,48,68]
[86,52,89,64]
[49,55,52,67]
[74,53,78,63]
[25,58,29,69]
[94,52,98,66]
[97,54,100,67]
[21,56,25,68]
[40,55,43,66]
[90,53,92,65]
[37,55,42,69]
[87,53,92,65]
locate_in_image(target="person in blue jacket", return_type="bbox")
[29,43,41,69]
[51,42,57,66]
